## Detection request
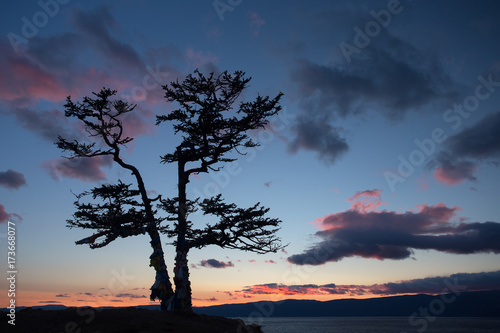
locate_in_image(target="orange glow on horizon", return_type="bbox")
[2,288,393,309]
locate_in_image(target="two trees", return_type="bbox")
[57,70,284,310]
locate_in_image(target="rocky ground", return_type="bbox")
[3,307,263,333]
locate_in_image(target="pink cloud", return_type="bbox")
[0,9,177,146]
[237,270,500,297]
[0,204,10,223]
[77,67,131,96]
[434,167,470,185]
[0,56,70,102]
[432,152,478,186]
[416,174,429,191]
[414,202,460,225]
[248,11,265,35]
[347,189,387,213]
[240,283,339,296]
[41,155,113,182]
[0,204,22,223]
[287,190,500,265]
[185,47,217,68]
[318,201,458,234]
[119,105,156,138]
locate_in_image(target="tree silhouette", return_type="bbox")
[56,89,174,310]
[157,70,285,310]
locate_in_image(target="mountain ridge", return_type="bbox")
[5,290,500,318]
[194,290,500,317]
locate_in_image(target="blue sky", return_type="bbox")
[1,0,500,307]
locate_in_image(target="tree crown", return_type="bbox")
[157,70,283,176]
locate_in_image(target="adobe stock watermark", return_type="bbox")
[401,277,467,333]
[213,0,243,22]
[7,0,72,54]
[6,221,17,326]
[385,72,500,192]
[339,0,408,63]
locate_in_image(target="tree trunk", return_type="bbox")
[173,233,192,310]
[114,157,174,310]
[173,155,193,311]
[148,225,175,310]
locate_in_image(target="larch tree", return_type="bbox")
[156,70,285,311]
[56,89,174,310]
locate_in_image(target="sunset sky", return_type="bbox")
[1,0,500,310]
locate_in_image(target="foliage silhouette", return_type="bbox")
[56,89,174,309]
[157,70,285,310]
[57,70,285,312]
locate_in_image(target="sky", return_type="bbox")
[1,0,500,310]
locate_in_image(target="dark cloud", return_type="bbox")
[287,191,500,265]
[0,7,182,148]
[27,33,83,71]
[432,152,477,185]
[287,30,460,164]
[0,169,27,189]
[241,283,339,296]
[55,294,69,297]
[72,6,142,70]
[287,116,348,164]
[432,111,500,185]
[380,270,500,295]
[199,259,234,269]
[8,105,74,142]
[238,270,500,297]
[446,112,500,159]
[115,293,147,299]
[292,32,460,120]
[193,297,218,302]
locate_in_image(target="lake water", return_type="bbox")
[241,317,500,333]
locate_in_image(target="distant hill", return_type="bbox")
[194,290,500,318]
[5,290,500,318]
